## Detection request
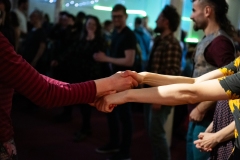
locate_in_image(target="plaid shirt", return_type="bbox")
[147,33,182,75]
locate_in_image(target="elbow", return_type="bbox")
[180,91,200,104]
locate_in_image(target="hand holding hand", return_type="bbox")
[94,91,127,113]
[194,132,218,152]
[120,70,144,84]
[108,71,138,92]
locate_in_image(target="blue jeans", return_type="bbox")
[187,120,211,160]
[150,106,171,160]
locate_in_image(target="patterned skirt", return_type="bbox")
[210,100,234,160]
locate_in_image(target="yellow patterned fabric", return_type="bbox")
[218,56,240,148]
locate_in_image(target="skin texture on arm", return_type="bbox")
[95,79,229,112]
[205,121,213,133]
[194,121,235,152]
[195,69,227,83]
[139,72,195,86]
[122,69,223,87]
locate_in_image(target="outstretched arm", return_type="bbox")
[95,78,229,112]
[0,33,137,108]
[122,69,224,87]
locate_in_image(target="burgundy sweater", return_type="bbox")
[0,32,96,142]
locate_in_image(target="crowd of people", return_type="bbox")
[1,0,240,160]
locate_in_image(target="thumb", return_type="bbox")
[120,70,132,77]
[198,132,205,139]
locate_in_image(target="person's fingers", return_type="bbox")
[198,133,204,139]
[195,143,202,149]
[193,139,201,144]
[109,104,117,110]
[207,148,212,152]
[131,77,138,87]
[120,70,131,77]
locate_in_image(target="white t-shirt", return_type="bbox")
[14,9,27,34]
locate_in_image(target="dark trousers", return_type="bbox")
[63,104,92,130]
[107,103,133,154]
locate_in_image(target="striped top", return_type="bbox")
[0,32,96,142]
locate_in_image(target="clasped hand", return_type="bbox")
[194,132,218,152]
[92,70,143,112]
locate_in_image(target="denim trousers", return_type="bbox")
[150,105,171,160]
[187,120,211,160]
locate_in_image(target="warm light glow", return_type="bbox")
[93,6,147,16]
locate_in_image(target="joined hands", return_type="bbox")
[92,70,142,112]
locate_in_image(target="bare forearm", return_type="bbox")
[197,101,217,113]
[216,121,235,143]
[205,121,213,133]
[106,56,134,67]
[140,72,195,86]
[195,69,224,83]
[94,78,113,96]
[124,79,228,105]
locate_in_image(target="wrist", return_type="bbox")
[95,77,113,95]
[196,106,205,114]
[214,132,222,143]
[124,89,132,102]
[138,72,147,84]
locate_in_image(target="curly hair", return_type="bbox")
[191,0,236,37]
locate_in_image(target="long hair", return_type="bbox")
[81,15,102,41]
[193,0,236,37]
